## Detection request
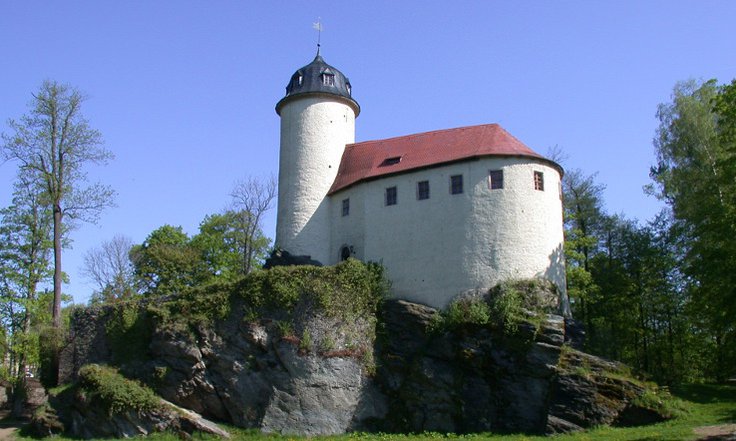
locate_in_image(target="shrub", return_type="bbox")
[77,364,161,415]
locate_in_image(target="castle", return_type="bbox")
[275,52,569,312]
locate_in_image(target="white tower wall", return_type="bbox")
[276,96,356,264]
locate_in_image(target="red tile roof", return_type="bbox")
[329,123,559,194]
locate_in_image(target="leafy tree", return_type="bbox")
[562,168,606,333]
[1,81,115,330]
[130,225,206,296]
[81,235,137,304]
[0,177,53,413]
[649,79,736,380]
[191,210,271,281]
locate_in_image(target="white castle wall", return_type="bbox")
[276,96,356,264]
[329,157,568,311]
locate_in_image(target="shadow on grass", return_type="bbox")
[631,436,682,441]
[672,384,736,404]
[672,383,736,425]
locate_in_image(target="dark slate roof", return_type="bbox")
[328,123,563,194]
[276,53,360,115]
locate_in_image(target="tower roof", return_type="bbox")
[276,53,360,116]
[328,123,563,194]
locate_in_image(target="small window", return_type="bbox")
[381,156,402,166]
[534,171,544,191]
[342,198,350,217]
[346,82,352,96]
[450,175,463,195]
[417,181,430,200]
[385,186,397,206]
[489,169,504,190]
[297,75,303,86]
[323,73,335,86]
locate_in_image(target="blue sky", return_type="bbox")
[2,1,735,304]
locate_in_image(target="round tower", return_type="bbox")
[275,53,360,264]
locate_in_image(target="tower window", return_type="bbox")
[297,75,303,86]
[489,170,504,190]
[417,180,430,200]
[323,73,335,86]
[450,175,463,195]
[385,186,397,206]
[346,82,352,96]
[342,198,350,216]
[534,171,545,191]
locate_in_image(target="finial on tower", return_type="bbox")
[312,18,323,55]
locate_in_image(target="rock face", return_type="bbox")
[59,292,670,436]
[376,300,667,434]
[60,296,385,435]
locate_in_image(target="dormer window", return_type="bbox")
[381,156,402,166]
[346,82,352,96]
[297,75,303,86]
[323,73,335,86]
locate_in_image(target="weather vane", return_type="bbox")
[313,18,323,54]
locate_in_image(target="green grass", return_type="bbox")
[12,384,735,441]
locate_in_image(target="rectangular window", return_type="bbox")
[417,180,430,200]
[323,74,335,86]
[342,198,350,216]
[385,186,397,206]
[450,175,463,195]
[534,171,544,191]
[489,169,504,189]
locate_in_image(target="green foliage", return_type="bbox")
[192,210,271,280]
[300,329,313,353]
[320,336,335,352]
[487,283,526,334]
[647,79,736,381]
[237,259,387,321]
[130,225,208,296]
[0,178,54,385]
[444,296,492,327]
[103,301,153,365]
[276,320,294,337]
[433,279,550,336]
[77,364,161,415]
[149,278,233,329]
[632,389,690,420]
[37,325,65,388]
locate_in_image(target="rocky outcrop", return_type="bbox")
[34,364,229,439]
[64,398,231,439]
[376,299,672,434]
[60,292,385,435]
[141,316,385,435]
[58,278,673,437]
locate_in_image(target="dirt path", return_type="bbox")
[0,426,17,440]
[0,410,21,441]
[694,423,736,440]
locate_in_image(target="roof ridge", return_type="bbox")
[346,123,501,148]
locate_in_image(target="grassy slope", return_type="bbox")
[14,384,735,441]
